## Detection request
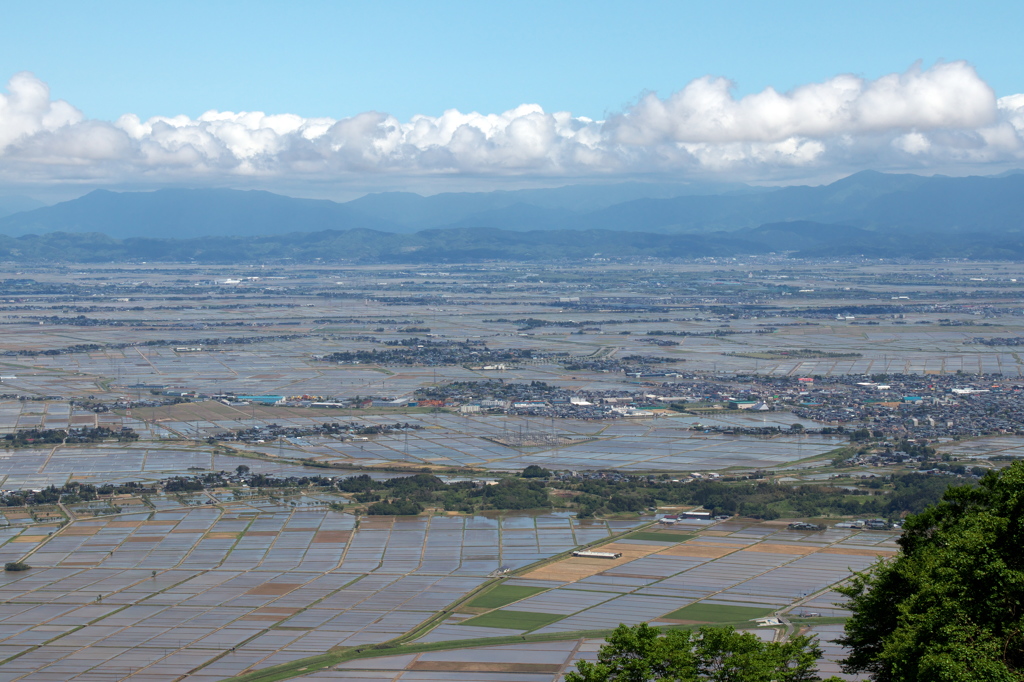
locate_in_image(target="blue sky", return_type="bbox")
[3,0,1021,121]
[0,0,1022,197]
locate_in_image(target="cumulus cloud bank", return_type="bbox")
[0,62,1022,186]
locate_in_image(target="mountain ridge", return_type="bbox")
[4,220,1024,263]
[1,171,1023,239]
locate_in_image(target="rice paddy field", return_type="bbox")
[0,398,846,485]
[0,503,654,681]
[0,506,897,681]
[3,259,1008,680]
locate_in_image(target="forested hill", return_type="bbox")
[4,222,1024,263]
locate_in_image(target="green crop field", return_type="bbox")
[467,584,549,610]
[664,602,774,623]
[461,609,565,631]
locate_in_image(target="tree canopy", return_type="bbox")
[565,623,839,682]
[837,461,1024,681]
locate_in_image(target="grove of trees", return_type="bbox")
[565,623,840,682]
[837,461,1024,681]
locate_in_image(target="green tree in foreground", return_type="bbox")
[565,623,840,682]
[837,461,1024,681]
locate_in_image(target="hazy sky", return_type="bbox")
[1,0,1022,198]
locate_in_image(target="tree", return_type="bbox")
[235,465,250,475]
[837,461,1024,682]
[565,623,839,682]
[522,464,552,478]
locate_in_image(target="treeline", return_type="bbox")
[4,334,307,357]
[417,380,557,401]
[326,470,961,519]
[647,329,776,337]
[561,474,964,519]
[317,343,538,366]
[11,468,965,520]
[1,481,153,506]
[337,473,551,514]
[484,317,671,330]
[725,349,862,359]
[163,472,337,492]
[3,426,139,447]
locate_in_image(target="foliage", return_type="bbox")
[2,481,151,507]
[2,426,138,447]
[366,498,423,515]
[564,474,962,520]
[565,623,839,681]
[163,477,205,492]
[4,562,31,571]
[319,340,534,366]
[521,465,552,478]
[837,461,1024,682]
[337,473,551,513]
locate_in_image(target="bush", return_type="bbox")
[4,561,30,571]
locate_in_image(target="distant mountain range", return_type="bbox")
[0,194,46,219]
[1,170,1023,262]
[0,181,752,238]
[5,221,1024,263]
[2,170,1023,240]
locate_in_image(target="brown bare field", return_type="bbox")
[245,583,303,596]
[108,521,142,528]
[255,607,299,615]
[62,526,101,535]
[820,546,899,557]
[206,532,240,539]
[657,542,740,559]
[125,536,163,542]
[359,520,394,530]
[520,542,665,582]
[313,530,351,543]
[742,544,819,556]
[602,572,672,580]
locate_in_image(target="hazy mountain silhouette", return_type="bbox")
[1,171,1022,239]
[4,219,1024,263]
[0,188,393,239]
[0,194,46,219]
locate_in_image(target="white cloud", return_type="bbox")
[0,72,82,151]
[0,62,1022,187]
